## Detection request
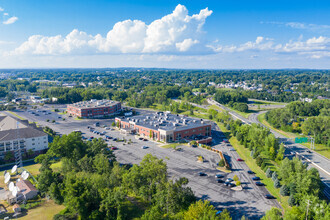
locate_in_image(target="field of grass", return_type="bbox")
[209,105,224,112]
[258,113,330,159]
[161,143,187,149]
[216,122,289,211]
[249,99,288,106]
[19,200,65,220]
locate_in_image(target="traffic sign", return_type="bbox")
[295,137,308,143]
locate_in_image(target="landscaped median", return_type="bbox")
[216,121,289,211]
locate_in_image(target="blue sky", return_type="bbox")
[0,0,330,68]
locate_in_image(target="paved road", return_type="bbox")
[206,98,330,200]
[10,105,280,219]
[249,112,330,199]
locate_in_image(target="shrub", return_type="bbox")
[218,159,225,167]
[280,185,289,196]
[272,171,278,181]
[261,162,267,170]
[236,181,241,186]
[233,175,239,181]
[266,168,272,178]
[226,124,230,130]
[256,156,263,167]
[274,179,281,188]
[288,194,296,207]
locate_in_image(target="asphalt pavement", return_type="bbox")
[8,105,281,219]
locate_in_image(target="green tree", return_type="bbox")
[288,194,296,207]
[183,200,218,220]
[218,159,225,167]
[280,185,289,196]
[4,151,14,161]
[266,168,272,178]
[261,207,282,220]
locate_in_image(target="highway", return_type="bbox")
[207,98,330,200]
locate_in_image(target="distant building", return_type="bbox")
[30,96,43,103]
[115,112,212,144]
[67,99,121,118]
[0,116,48,159]
[300,97,313,103]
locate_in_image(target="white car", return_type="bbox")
[141,146,148,149]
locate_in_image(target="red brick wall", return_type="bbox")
[173,125,211,141]
[68,103,121,118]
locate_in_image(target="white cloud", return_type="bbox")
[0,7,4,12]
[176,39,199,52]
[12,4,212,55]
[208,36,276,53]
[262,21,330,32]
[4,13,8,16]
[207,35,330,59]
[3,16,18,25]
[276,36,330,58]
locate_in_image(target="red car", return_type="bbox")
[111,147,118,150]
[237,158,244,161]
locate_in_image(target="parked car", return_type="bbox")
[237,158,244,161]
[138,137,144,140]
[252,177,260,181]
[226,178,233,182]
[217,179,224,183]
[255,182,264,186]
[215,174,224,178]
[141,146,148,149]
[143,139,148,141]
[247,170,254,174]
[229,148,235,151]
[199,172,207,176]
[306,150,312,153]
[229,182,236,187]
[264,194,275,199]
[111,147,118,150]
[113,138,117,141]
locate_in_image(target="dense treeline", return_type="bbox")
[214,90,248,104]
[6,69,330,104]
[35,132,233,219]
[266,100,330,146]
[214,111,329,219]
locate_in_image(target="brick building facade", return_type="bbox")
[67,99,121,118]
[115,112,212,143]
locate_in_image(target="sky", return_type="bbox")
[0,0,330,69]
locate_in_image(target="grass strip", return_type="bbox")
[6,111,26,120]
[216,122,289,211]
[258,113,330,159]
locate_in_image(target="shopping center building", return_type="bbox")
[115,111,212,144]
[67,99,121,118]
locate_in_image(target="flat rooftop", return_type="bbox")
[68,99,120,109]
[119,112,211,132]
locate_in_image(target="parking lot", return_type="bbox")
[9,105,280,219]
